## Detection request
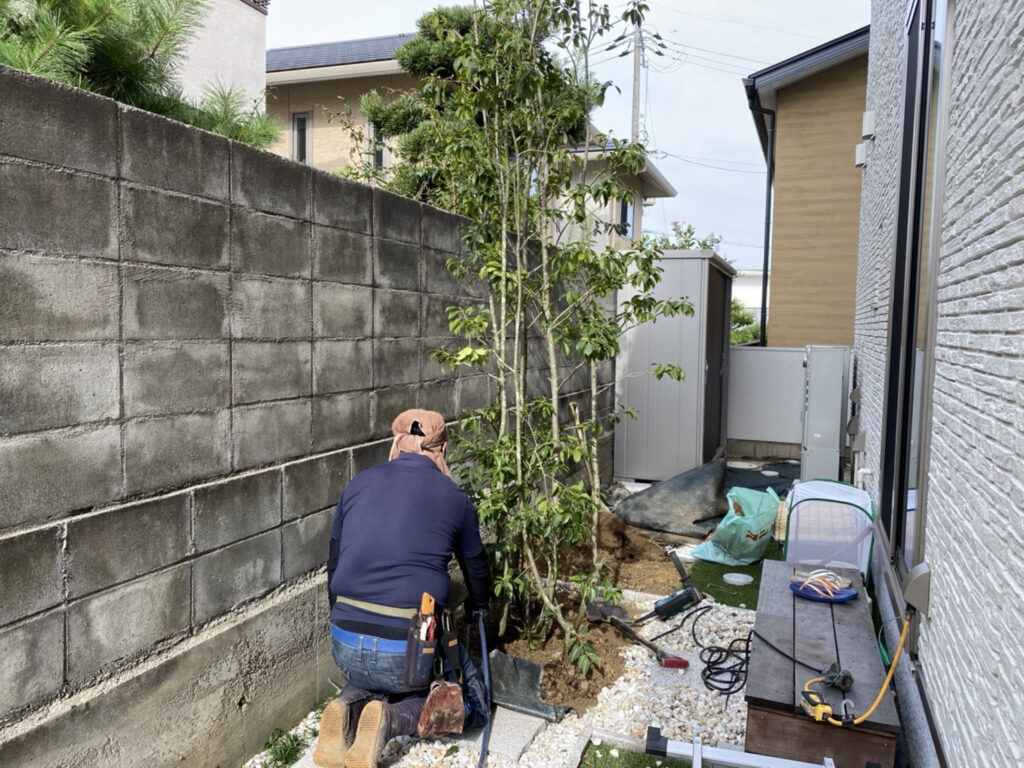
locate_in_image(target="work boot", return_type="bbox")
[312,685,375,768]
[345,698,420,768]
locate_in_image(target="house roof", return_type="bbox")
[266,33,414,84]
[568,144,677,199]
[743,25,869,157]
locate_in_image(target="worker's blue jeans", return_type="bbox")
[331,629,489,729]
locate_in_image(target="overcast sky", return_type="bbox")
[267,1,870,270]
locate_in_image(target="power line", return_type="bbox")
[653,150,767,174]
[647,1,824,41]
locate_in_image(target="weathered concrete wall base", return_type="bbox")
[0,578,332,768]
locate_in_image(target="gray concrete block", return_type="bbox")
[312,170,372,233]
[232,142,311,219]
[0,254,119,342]
[123,341,230,417]
[0,580,324,768]
[351,439,392,476]
[420,379,457,418]
[423,292,460,338]
[459,374,494,413]
[232,210,311,278]
[372,384,420,438]
[0,527,62,626]
[375,289,421,338]
[282,451,349,521]
[0,343,119,435]
[313,225,373,284]
[375,238,421,290]
[67,564,191,683]
[232,341,312,404]
[233,400,311,469]
[192,530,282,623]
[313,340,372,395]
[0,67,117,175]
[312,392,371,451]
[0,426,121,530]
[374,338,421,387]
[452,706,547,764]
[313,282,372,338]
[422,205,464,254]
[120,105,229,200]
[123,186,230,269]
[0,161,116,257]
[67,493,190,599]
[0,609,63,718]
[374,187,421,245]
[124,412,231,496]
[232,275,311,339]
[282,509,332,581]
[124,265,230,340]
[193,469,281,553]
[423,247,463,296]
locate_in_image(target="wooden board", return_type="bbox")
[745,560,899,765]
[746,704,897,768]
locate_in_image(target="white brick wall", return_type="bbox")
[857,1,1024,765]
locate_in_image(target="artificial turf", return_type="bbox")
[685,539,782,610]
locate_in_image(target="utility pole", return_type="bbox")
[631,21,642,237]
[631,22,641,143]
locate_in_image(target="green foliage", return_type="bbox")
[355,1,689,674]
[0,0,278,147]
[730,297,761,345]
[260,728,306,768]
[647,220,722,253]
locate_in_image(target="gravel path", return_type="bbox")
[248,594,755,768]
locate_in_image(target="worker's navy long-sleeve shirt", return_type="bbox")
[327,453,490,635]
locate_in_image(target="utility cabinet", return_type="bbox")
[614,250,735,481]
[800,345,852,481]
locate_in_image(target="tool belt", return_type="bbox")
[336,591,466,735]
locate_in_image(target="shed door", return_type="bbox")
[702,266,729,461]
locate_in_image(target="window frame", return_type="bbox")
[290,111,312,164]
[878,0,953,617]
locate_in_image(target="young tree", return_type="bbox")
[0,0,277,146]
[730,298,760,345]
[350,1,691,671]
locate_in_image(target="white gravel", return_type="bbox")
[247,593,755,768]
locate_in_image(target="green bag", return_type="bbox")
[692,486,780,566]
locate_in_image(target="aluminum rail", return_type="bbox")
[592,727,836,768]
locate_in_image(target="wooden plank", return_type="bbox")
[747,614,793,708]
[791,580,839,711]
[832,589,901,731]
[747,561,796,708]
[746,704,896,768]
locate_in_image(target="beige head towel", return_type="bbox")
[388,409,451,477]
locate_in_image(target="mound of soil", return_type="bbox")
[495,508,697,714]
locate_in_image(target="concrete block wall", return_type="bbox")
[0,65,489,765]
[856,2,1024,765]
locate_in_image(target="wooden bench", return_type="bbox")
[744,560,900,768]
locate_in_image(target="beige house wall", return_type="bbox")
[266,74,419,173]
[767,55,867,348]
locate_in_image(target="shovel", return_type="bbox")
[584,599,689,669]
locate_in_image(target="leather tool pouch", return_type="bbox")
[416,679,464,738]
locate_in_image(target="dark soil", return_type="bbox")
[496,508,695,714]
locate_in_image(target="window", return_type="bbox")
[617,196,634,238]
[291,112,311,164]
[879,0,952,594]
[367,120,389,171]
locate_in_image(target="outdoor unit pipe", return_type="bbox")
[744,94,776,348]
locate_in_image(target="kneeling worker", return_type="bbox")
[313,409,491,768]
